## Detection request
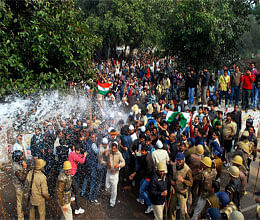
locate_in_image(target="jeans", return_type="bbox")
[72,175,80,210]
[138,178,151,207]
[242,88,251,110]
[201,86,207,105]
[89,167,106,201]
[81,165,98,200]
[229,86,239,105]
[219,90,228,106]
[188,87,195,104]
[251,83,255,103]
[253,86,259,108]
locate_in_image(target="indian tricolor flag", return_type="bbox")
[98,81,112,95]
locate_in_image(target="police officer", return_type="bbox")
[231,155,247,197]
[236,131,252,179]
[149,161,168,220]
[169,152,193,220]
[217,191,237,220]
[57,161,73,220]
[192,157,217,220]
[26,159,50,220]
[12,150,27,220]
[225,166,241,209]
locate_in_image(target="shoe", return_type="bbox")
[90,199,100,205]
[145,206,153,214]
[75,207,85,215]
[110,203,115,208]
[71,196,75,201]
[136,198,144,205]
[255,191,260,196]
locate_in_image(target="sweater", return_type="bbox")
[241,74,255,90]
[68,151,86,176]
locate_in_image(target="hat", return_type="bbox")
[216,192,230,207]
[47,122,52,126]
[129,125,135,130]
[140,126,146,132]
[102,137,108,144]
[83,123,87,127]
[147,104,154,114]
[112,141,118,147]
[176,152,185,161]
[108,127,114,133]
[35,159,46,170]
[132,104,139,115]
[162,110,167,116]
[242,131,249,137]
[156,140,163,149]
[110,129,119,136]
[206,208,221,220]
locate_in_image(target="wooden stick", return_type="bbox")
[0,189,6,220]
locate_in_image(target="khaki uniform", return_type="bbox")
[191,168,217,220]
[170,163,193,220]
[220,202,237,220]
[12,162,27,220]
[57,171,73,220]
[26,170,50,220]
[213,157,223,180]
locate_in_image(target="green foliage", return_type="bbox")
[238,14,260,58]
[253,4,260,24]
[77,0,172,54]
[0,0,100,97]
[164,0,251,69]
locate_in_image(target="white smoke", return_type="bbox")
[0,90,128,163]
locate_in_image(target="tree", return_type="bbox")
[77,0,171,57]
[0,0,100,97]
[164,0,251,69]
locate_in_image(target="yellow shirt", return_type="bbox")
[218,75,230,91]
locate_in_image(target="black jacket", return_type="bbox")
[149,172,168,205]
[136,153,155,179]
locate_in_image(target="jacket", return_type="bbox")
[57,171,72,206]
[68,151,86,176]
[12,161,27,191]
[172,163,193,194]
[223,121,236,140]
[136,153,155,180]
[149,172,168,205]
[152,149,170,173]
[106,150,125,174]
[26,170,49,206]
[230,71,242,87]
[30,134,44,158]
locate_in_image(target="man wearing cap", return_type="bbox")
[225,166,241,209]
[57,161,73,220]
[192,157,217,220]
[169,152,193,220]
[152,140,170,173]
[236,131,252,171]
[105,142,125,207]
[149,161,168,220]
[129,144,155,214]
[26,159,50,220]
[231,155,247,197]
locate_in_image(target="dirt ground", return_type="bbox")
[0,158,259,220]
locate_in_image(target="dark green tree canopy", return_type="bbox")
[0,0,100,96]
[164,0,251,69]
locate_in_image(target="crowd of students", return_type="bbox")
[10,56,260,220]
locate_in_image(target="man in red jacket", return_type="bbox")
[241,68,255,112]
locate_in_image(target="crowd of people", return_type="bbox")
[10,56,260,220]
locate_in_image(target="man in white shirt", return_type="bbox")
[13,134,30,160]
[152,140,169,173]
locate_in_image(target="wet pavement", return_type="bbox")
[0,158,259,220]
